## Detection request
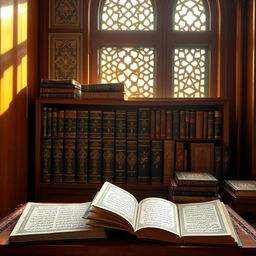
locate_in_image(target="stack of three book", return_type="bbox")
[169,171,220,203]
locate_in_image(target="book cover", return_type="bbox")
[172,110,180,139]
[52,107,58,137]
[115,110,126,139]
[102,139,114,182]
[190,142,215,173]
[214,110,222,139]
[175,172,218,187]
[57,109,64,138]
[89,110,102,139]
[47,107,52,137]
[103,111,115,139]
[41,106,47,137]
[150,110,156,139]
[175,142,185,172]
[207,111,214,139]
[138,108,150,139]
[89,139,102,183]
[166,110,173,139]
[179,110,185,139]
[155,110,161,139]
[189,111,196,139]
[52,138,63,183]
[160,110,166,139]
[138,140,150,184]
[151,140,163,184]
[115,139,126,184]
[203,111,208,139]
[127,111,137,140]
[185,110,190,139]
[41,138,52,183]
[196,111,203,139]
[127,140,138,184]
[163,140,175,184]
[224,180,256,197]
[63,138,76,183]
[64,110,77,138]
[76,110,89,138]
[76,138,89,183]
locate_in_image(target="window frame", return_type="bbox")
[88,0,219,98]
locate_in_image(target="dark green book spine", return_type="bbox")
[57,110,64,138]
[214,110,222,139]
[63,138,76,182]
[185,111,190,139]
[172,110,180,139]
[89,139,102,183]
[138,108,150,139]
[64,110,77,138]
[76,138,89,183]
[138,140,150,184]
[41,138,52,183]
[126,140,137,184]
[52,138,63,183]
[207,111,214,139]
[102,139,114,182]
[76,110,89,138]
[115,110,126,139]
[47,107,52,137]
[89,110,102,139]
[103,111,115,139]
[151,140,163,184]
[189,111,196,139]
[52,107,58,137]
[115,139,126,183]
[127,111,137,140]
[41,106,47,137]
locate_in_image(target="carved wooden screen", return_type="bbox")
[90,0,218,97]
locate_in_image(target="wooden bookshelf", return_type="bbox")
[35,97,230,202]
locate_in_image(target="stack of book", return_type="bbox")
[170,172,219,203]
[40,79,82,99]
[81,83,128,100]
[223,180,256,197]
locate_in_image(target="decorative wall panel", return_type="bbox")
[49,0,83,28]
[49,34,83,81]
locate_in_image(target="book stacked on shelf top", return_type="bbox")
[223,180,256,197]
[81,83,128,100]
[170,172,219,203]
[40,79,82,99]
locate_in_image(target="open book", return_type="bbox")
[85,182,240,246]
[9,202,106,244]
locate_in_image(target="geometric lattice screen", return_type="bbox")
[174,0,207,31]
[100,0,154,31]
[99,47,155,97]
[173,48,208,97]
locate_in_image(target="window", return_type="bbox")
[89,0,219,98]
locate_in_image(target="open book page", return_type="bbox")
[91,182,138,229]
[178,200,232,237]
[10,202,94,236]
[135,198,180,236]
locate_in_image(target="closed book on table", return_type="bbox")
[223,180,256,197]
[76,138,89,183]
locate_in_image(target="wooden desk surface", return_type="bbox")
[1,238,256,256]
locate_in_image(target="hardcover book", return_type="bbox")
[127,111,137,140]
[151,140,163,184]
[81,92,127,100]
[76,138,89,183]
[190,143,214,173]
[89,110,102,139]
[126,140,138,184]
[89,139,102,183]
[175,172,218,187]
[85,182,239,245]
[103,111,115,139]
[64,110,77,138]
[81,82,124,92]
[138,108,150,139]
[223,180,256,197]
[115,139,126,183]
[155,110,161,139]
[52,138,64,183]
[9,202,106,244]
[172,110,180,139]
[115,110,126,139]
[57,109,64,138]
[102,139,114,182]
[163,140,175,184]
[76,110,89,138]
[41,106,47,137]
[63,138,76,183]
[165,110,173,139]
[41,138,52,183]
[138,140,150,184]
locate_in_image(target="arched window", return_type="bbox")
[89,0,219,98]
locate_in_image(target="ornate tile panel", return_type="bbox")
[49,34,83,81]
[49,0,83,28]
